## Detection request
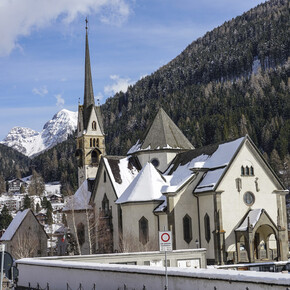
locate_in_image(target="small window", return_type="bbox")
[151,158,160,168]
[183,214,192,244]
[250,166,254,176]
[102,194,109,215]
[139,216,149,245]
[104,171,107,183]
[241,166,245,176]
[93,138,96,147]
[243,191,255,206]
[90,138,92,147]
[92,121,97,130]
[77,223,85,246]
[245,166,250,176]
[97,138,99,148]
[204,213,211,243]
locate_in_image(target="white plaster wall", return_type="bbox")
[86,108,103,136]
[198,194,215,260]
[137,151,178,172]
[173,183,199,250]
[217,141,281,252]
[121,202,160,251]
[94,167,120,252]
[66,210,91,255]
[17,260,290,290]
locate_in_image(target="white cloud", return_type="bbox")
[32,86,48,96]
[104,75,134,96]
[0,0,131,56]
[55,94,65,107]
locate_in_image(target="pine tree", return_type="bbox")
[23,195,32,210]
[0,175,6,195]
[0,205,13,230]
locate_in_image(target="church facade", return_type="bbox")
[65,25,289,265]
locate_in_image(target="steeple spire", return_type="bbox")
[84,18,95,110]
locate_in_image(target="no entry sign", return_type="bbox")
[159,231,172,251]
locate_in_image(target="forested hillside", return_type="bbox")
[100,0,289,187]
[0,144,31,180]
[0,0,289,190]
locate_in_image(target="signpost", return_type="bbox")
[159,231,172,290]
[0,244,5,290]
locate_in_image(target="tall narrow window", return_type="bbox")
[92,121,97,130]
[96,138,99,148]
[91,150,99,165]
[102,194,109,215]
[250,166,254,176]
[90,138,92,147]
[204,213,211,243]
[93,138,96,147]
[241,166,245,176]
[104,171,107,183]
[245,166,250,176]
[139,216,149,245]
[77,223,85,246]
[183,214,192,244]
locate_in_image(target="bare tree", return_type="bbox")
[13,232,39,259]
[119,232,158,253]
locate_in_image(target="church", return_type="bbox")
[64,23,289,265]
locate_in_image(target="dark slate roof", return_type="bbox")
[128,108,194,154]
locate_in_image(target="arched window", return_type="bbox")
[245,166,250,176]
[183,214,192,244]
[204,213,211,243]
[139,216,149,245]
[96,138,99,148]
[102,194,109,215]
[91,150,99,165]
[92,121,97,130]
[241,166,245,176]
[90,138,92,147]
[92,138,95,147]
[250,166,254,176]
[77,223,85,246]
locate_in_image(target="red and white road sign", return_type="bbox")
[159,231,172,251]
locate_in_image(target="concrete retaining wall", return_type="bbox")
[16,259,290,290]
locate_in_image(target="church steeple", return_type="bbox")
[84,18,95,110]
[76,19,106,187]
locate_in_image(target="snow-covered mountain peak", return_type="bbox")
[1,109,78,157]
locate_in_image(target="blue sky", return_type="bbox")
[0,0,265,140]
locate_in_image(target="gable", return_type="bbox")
[86,106,103,136]
[216,137,285,192]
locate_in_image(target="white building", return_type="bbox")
[64,24,289,265]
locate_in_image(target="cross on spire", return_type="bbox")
[85,17,88,30]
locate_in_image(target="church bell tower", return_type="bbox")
[76,19,106,186]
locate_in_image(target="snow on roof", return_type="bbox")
[0,209,30,241]
[116,163,168,204]
[63,180,92,211]
[104,156,139,198]
[235,209,263,231]
[164,137,245,194]
[195,168,225,193]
